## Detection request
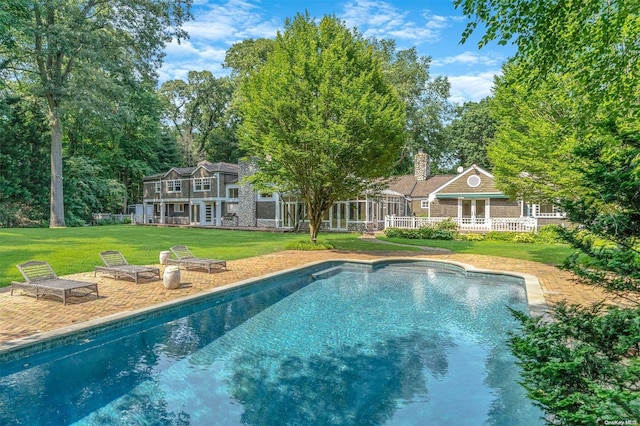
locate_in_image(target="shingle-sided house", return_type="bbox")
[385,150,566,231]
[141,161,240,226]
[140,153,565,232]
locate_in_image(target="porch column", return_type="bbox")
[275,193,280,228]
[160,201,165,224]
[215,201,222,226]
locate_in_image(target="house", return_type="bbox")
[140,152,565,232]
[141,161,240,226]
[385,150,566,231]
[141,159,406,231]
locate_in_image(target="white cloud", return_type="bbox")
[160,0,281,82]
[432,51,500,67]
[184,0,280,43]
[447,71,500,103]
[340,1,452,43]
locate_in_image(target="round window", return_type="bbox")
[467,175,481,188]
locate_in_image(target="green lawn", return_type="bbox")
[379,237,574,265]
[0,225,573,286]
[0,225,417,285]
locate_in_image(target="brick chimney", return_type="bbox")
[414,149,430,181]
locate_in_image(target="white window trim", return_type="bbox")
[420,199,429,209]
[258,192,275,200]
[227,186,239,199]
[154,182,161,193]
[193,178,211,192]
[166,179,182,193]
[173,203,184,212]
[467,175,481,188]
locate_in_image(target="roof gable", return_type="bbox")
[428,165,506,199]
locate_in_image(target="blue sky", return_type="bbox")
[160,0,517,103]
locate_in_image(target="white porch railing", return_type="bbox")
[384,216,538,232]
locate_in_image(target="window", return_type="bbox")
[173,203,184,213]
[193,178,211,192]
[420,200,429,209]
[154,182,161,193]
[227,187,239,199]
[533,203,564,217]
[348,201,366,222]
[166,180,181,192]
[467,175,481,188]
[259,192,273,199]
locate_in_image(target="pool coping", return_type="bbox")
[0,257,548,358]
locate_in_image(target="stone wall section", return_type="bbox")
[414,149,430,181]
[238,160,257,227]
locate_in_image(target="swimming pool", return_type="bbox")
[0,260,544,425]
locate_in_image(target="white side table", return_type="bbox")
[159,251,171,265]
[163,266,181,289]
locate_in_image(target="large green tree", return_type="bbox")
[445,97,494,170]
[237,13,406,242]
[487,66,581,203]
[373,41,453,174]
[159,71,239,165]
[0,93,50,227]
[1,0,191,227]
[456,0,640,422]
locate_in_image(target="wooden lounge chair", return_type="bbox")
[95,250,160,284]
[11,260,99,305]
[167,245,227,273]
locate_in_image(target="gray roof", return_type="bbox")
[386,174,455,198]
[143,161,239,180]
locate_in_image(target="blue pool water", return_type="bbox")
[0,261,543,425]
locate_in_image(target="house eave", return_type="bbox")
[435,193,511,199]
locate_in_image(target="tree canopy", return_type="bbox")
[445,97,494,171]
[456,0,640,422]
[159,71,239,165]
[237,13,406,242]
[1,0,192,227]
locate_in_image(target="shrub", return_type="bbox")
[95,217,119,226]
[513,233,535,243]
[534,224,564,243]
[383,225,455,240]
[0,201,46,228]
[434,218,458,232]
[284,240,335,250]
[460,233,484,241]
[485,231,518,241]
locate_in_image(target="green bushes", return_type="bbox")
[283,240,335,250]
[459,233,485,241]
[513,233,535,243]
[535,224,564,243]
[383,219,458,240]
[386,223,565,245]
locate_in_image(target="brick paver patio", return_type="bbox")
[0,246,623,348]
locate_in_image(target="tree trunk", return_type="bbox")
[308,218,320,243]
[307,205,324,243]
[49,108,66,227]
